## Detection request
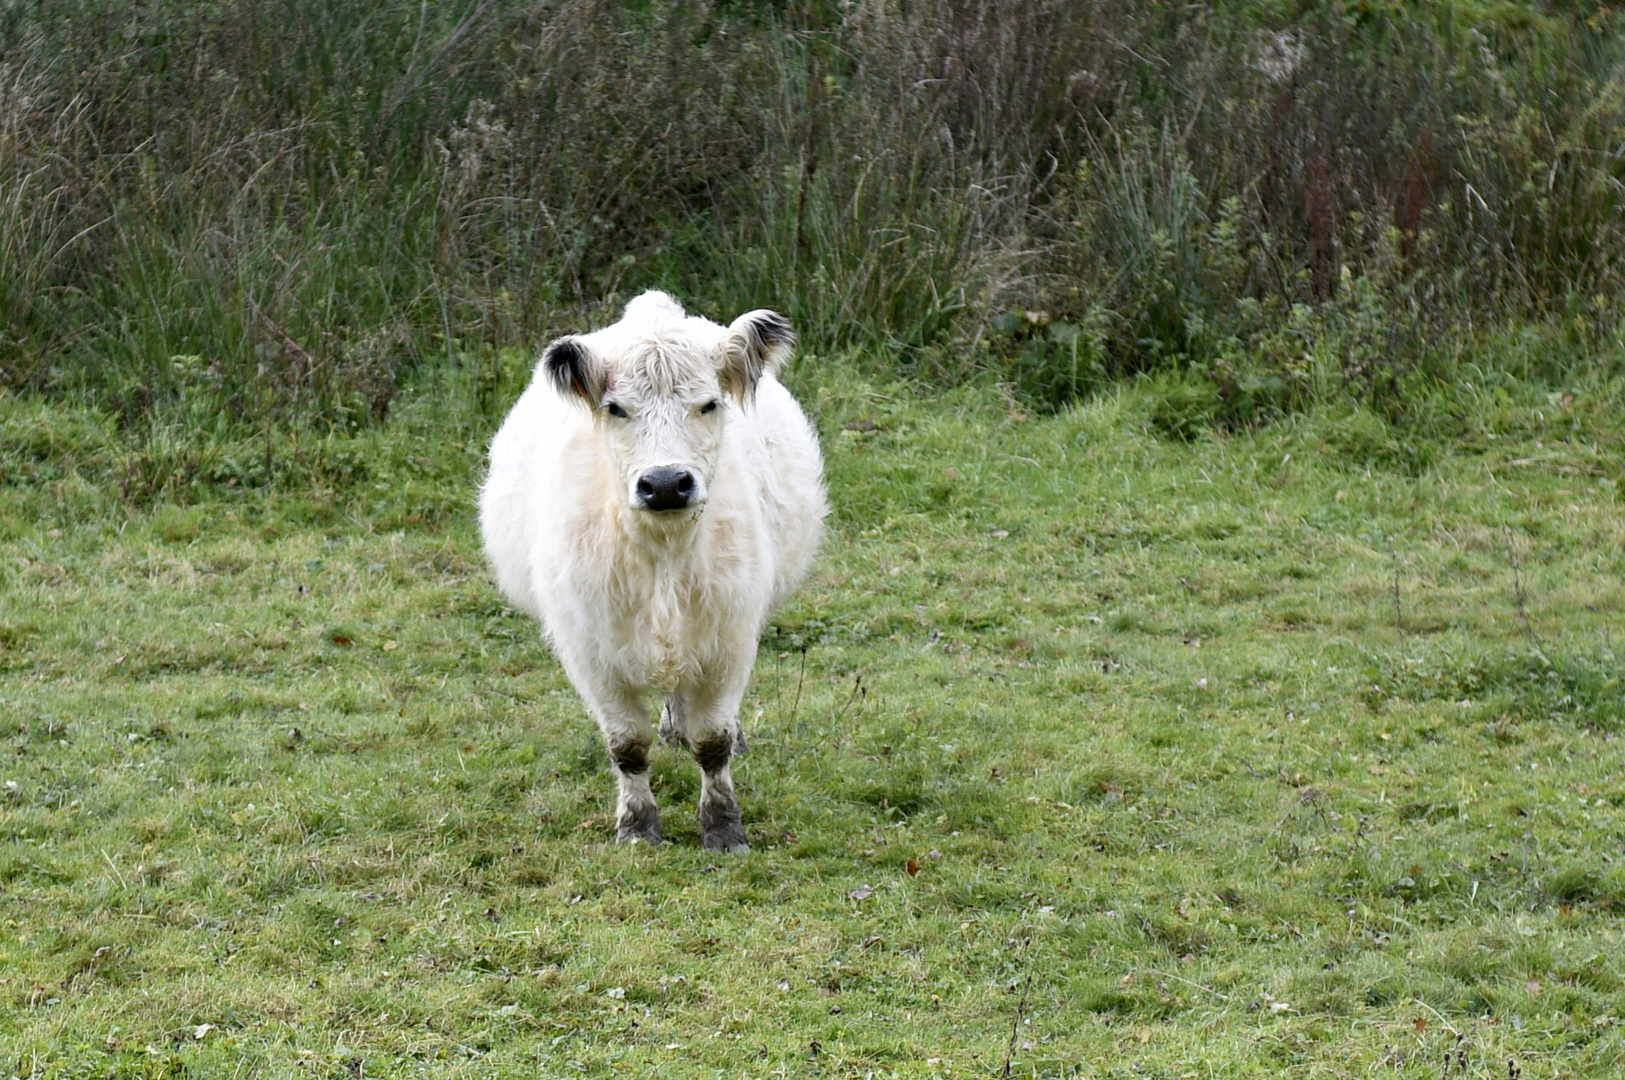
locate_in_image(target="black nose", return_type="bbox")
[636,467,696,511]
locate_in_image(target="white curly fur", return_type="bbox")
[480,291,826,851]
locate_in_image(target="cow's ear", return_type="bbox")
[722,309,794,401]
[543,336,605,406]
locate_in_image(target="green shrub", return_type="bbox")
[1,1,1623,437]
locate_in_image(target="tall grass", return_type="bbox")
[1,0,1623,442]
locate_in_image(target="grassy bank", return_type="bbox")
[2,360,1622,1076]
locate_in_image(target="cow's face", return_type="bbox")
[593,352,726,521]
[543,295,793,523]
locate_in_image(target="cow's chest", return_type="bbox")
[603,566,725,691]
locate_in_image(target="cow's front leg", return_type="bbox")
[681,678,751,854]
[585,684,661,846]
[609,734,659,845]
[693,731,747,852]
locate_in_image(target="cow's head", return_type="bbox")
[543,291,794,523]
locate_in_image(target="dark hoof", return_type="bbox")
[616,801,661,846]
[699,801,748,853]
[733,726,748,755]
[702,829,749,854]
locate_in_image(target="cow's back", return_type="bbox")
[728,374,826,613]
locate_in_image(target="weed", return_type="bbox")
[3,2,1625,431]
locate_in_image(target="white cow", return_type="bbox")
[480,291,826,852]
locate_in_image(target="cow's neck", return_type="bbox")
[618,507,705,566]
[614,509,707,691]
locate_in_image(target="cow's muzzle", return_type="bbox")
[635,466,699,512]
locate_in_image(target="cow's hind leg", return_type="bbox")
[662,695,743,754]
[658,697,688,750]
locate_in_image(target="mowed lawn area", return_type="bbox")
[2,367,1623,1078]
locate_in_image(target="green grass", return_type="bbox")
[2,363,1624,1078]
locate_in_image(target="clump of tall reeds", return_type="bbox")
[1,0,1622,442]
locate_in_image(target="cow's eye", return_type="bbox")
[699,399,720,415]
[605,402,628,419]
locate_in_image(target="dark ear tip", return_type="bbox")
[543,337,593,401]
[754,311,793,345]
[543,336,584,369]
[747,312,794,353]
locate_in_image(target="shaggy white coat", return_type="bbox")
[480,291,825,851]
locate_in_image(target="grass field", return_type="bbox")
[2,360,1624,1078]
